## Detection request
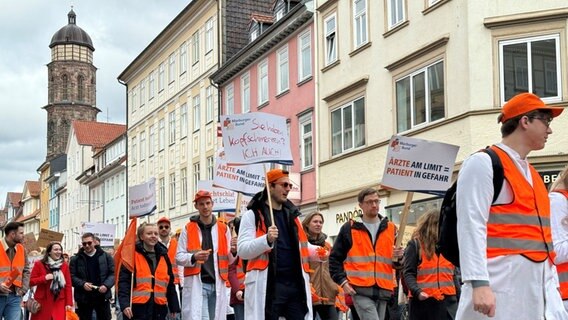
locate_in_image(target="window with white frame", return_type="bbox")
[180,103,188,138]
[353,0,368,48]
[276,8,285,21]
[388,0,405,29]
[139,131,146,160]
[298,31,312,81]
[250,27,259,42]
[499,34,560,103]
[132,87,138,110]
[169,173,176,208]
[324,14,337,65]
[131,136,137,163]
[168,53,176,83]
[180,42,188,75]
[241,73,250,113]
[193,162,200,192]
[158,63,165,92]
[139,80,146,107]
[180,168,187,204]
[129,91,134,114]
[207,156,214,180]
[158,118,165,151]
[205,18,214,53]
[206,86,214,123]
[193,95,201,131]
[159,178,165,211]
[299,114,313,170]
[192,31,200,65]
[226,84,234,115]
[258,60,269,105]
[149,125,155,157]
[149,71,155,99]
[277,46,289,94]
[396,60,445,132]
[169,111,176,144]
[331,97,365,156]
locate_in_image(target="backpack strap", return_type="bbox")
[482,147,504,203]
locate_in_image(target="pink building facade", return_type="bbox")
[211,2,316,212]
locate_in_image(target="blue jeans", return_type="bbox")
[201,283,216,320]
[0,293,22,320]
[232,304,244,320]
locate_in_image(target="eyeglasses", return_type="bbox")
[159,225,170,230]
[363,199,380,205]
[82,241,93,247]
[274,182,293,189]
[529,116,553,128]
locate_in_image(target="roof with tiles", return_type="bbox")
[72,121,127,149]
[8,192,22,207]
[224,0,274,62]
[250,13,274,24]
[24,181,41,198]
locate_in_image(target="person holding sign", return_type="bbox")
[551,168,568,312]
[238,168,315,320]
[329,188,403,320]
[176,190,237,320]
[0,221,30,319]
[157,217,181,320]
[455,92,567,319]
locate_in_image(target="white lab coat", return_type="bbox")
[237,208,314,320]
[551,190,568,312]
[456,143,568,319]
[176,220,236,320]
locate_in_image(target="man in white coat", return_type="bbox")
[456,92,568,319]
[176,190,237,320]
[238,169,316,320]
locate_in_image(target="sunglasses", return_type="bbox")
[159,225,170,230]
[274,182,293,189]
[82,241,93,247]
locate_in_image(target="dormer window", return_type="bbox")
[276,8,285,21]
[250,25,259,42]
[248,14,273,43]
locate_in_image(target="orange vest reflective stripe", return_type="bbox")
[416,244,456,297]
[344,220,395,291]
[183,221,230,281]
[246,210,311,274]
[487,146,555,262]
[131,252,169,305]
[0,242,25,288]
[552,189,568,300]
[235,258,245,290]
[166,237,179,285]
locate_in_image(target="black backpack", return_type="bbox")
[436,147,504,267]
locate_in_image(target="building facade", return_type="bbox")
[315,0,568,237]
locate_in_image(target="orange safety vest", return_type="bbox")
[131,251,169,305]
[344,220,396,291]
[183,221,229,281]
[0,242,25,288]
[416,243,456,297]
[552,189,568,300]
[166,237,179,285]
[487,147,555,262]
[246,210,311,274]
[235,258,245,290]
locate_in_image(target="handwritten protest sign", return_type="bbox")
[37,229,64,248]
[198,180,251,213]
[81,222,116,247]
[381,136,459,196]
[213,148,265,196]
[221,112,293,165]
[129,177,157,217]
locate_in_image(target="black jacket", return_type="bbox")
[69,246,115,303]
[329,216,399,301]
[118,241,181,320]
[246,190,309,317]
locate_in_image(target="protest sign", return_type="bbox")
[81,222,116,247]
[221,112,293,165]
[381,136,459,196]
[198,180,251,213]
[129,177,157,217]
[213,148,265,196]
[37,228,64,248]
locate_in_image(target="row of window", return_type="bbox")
[157,158,214,210]
[130,18,215,112]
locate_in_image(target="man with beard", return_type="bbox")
[0,221,30,319]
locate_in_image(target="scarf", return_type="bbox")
[307,232,327,247]
[47,256,65,300]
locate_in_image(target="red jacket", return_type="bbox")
[29,259,73,320]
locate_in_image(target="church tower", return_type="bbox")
[44,9,100,160]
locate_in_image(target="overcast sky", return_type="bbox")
[0,0,190,208]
